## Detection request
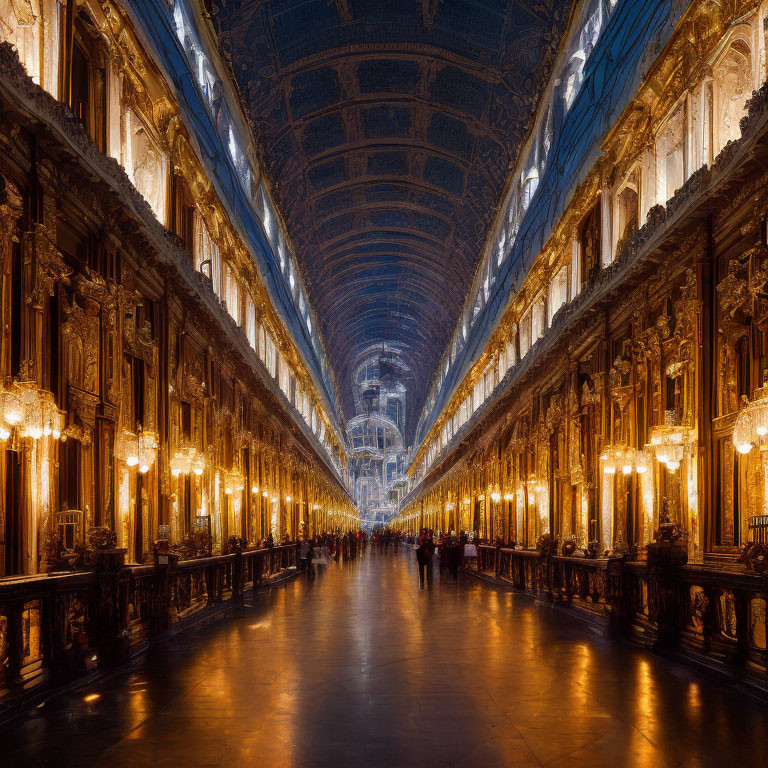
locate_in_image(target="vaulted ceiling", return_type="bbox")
[209,0,573,440]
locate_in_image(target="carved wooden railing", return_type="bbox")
[0,543,303,718]
[473,545,768,695]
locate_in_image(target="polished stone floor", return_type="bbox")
[1,550,767,767]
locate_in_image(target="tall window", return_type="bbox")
[278,354,290,398]
[531,295,546,343]
[0,0,42,85]
[579,202,601,288]
[265,332,277,378]
[506,338,516,372]
[656,102,686,204]
[520,168,539,212]
[245,296,256,349]
[225,265,240,323]
[125,109,168,224]
[548,266,569,324]
[70,13,108,152]
[261,186,276,244]
[713,37,753,156]
[173,176,196,253]
[195,217,221,297]
[519,307,532,358]
[614,168,640,259]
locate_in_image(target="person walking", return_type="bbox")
[311,540,329,579]
[448,534,460,580]
[416,534,436,589]
[299,537,311,573]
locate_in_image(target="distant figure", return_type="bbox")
[447,535,460,580]
[299,538,311,572]
[311,541,328,579]
[416,535,436,589]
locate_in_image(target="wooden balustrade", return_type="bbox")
[0,544,303,719]
[473,545,768,695]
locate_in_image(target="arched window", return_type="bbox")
[655,101,686,204]
[613,167,640,259]
[713,35,753,156]
[520,168,539,212]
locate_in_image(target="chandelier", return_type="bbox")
[647,423,693,472]
[599,444,649,475]
[524,477,546,497]
[170,444,206,477]
[0,382,65,442]
[116,428,158,474]
[733,383,768,455]
[223,470,245,495]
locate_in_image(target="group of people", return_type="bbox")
[280,525,488,588]
[412,529,481,588]
[370,529,404,551]
[297,531,367,577]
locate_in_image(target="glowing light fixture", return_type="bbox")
[170,445,206,478]
[223,471,245,496]
[0,383,65,442]
[601,444,650,476]
[733,381,768,455]
[117,428,157,473]
[647,424,693,474]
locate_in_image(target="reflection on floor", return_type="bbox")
[1,550,767,767]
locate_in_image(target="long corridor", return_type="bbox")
[1,551,767,768]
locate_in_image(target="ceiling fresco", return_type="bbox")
[208,0,574,439]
